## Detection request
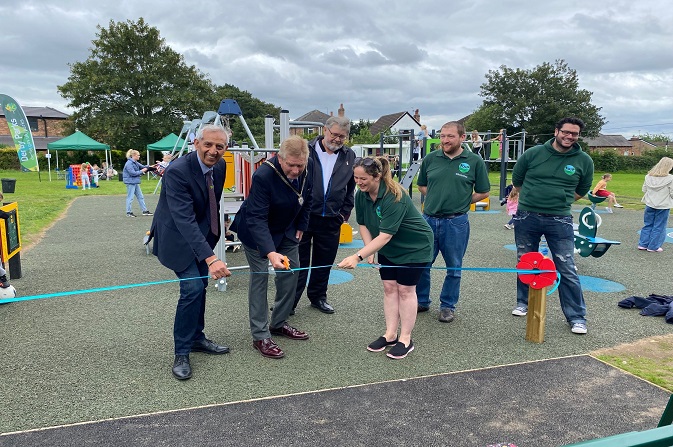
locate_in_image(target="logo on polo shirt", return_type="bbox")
[459,163,470,173]
[376,205,382,219]
[564,165,576,175]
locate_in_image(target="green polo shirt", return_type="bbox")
[512,139,594,215]
[355,184,433,265]
[417,148,490,215]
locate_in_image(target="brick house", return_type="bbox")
[291,104,347,136]
[0,106,70,150]
[582,133,658,156]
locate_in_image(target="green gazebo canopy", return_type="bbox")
[147,133,185,151]
[47,131,110,151]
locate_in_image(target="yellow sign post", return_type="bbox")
[0,202,22,279]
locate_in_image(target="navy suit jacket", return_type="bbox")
[231,156,313,257]
[150,151,226,272]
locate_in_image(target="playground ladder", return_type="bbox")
[400,161,421,190]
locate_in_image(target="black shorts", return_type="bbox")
[377,253,427,286]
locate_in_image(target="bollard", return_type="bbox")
[526,286,547,343]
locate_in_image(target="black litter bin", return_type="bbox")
[118,173,124,182]
[1,178,16,194]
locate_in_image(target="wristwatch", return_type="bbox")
[356,253,364,261]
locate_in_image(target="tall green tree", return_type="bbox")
[466,60,606,143]
[58,18,217,150]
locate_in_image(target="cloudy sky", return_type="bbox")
[1,0,672,138]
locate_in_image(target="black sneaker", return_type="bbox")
[367,336,398,352]
[142,210,153,216]
[387,341,414,359]
[417,305,430,313]
[127,212,137,218]
[0,275,9,288]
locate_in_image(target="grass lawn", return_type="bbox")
[487,171,647,208]
[0,169,161,248]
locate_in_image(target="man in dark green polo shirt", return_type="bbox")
[416,121,490,323]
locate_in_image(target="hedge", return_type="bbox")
[0,147,163,171]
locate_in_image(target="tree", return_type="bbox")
[59,18,217,150]
[466,60,606,143]
[349,120,380,144]
[638,133,671,143]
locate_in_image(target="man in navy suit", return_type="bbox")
[231,135,313,359]
[150,124,232,380]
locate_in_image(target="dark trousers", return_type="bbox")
[294,215,342,308]
[173,258,209,355]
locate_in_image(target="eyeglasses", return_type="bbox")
[354,157,381,171]
[558,129,580,138]
[326,127,348,141]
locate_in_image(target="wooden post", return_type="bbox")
[525,286,547,343]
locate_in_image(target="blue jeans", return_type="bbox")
[126,184,148,213]
[638,206,670,250]
[416,213,469,310]
[173,258,209,355]
[513,211,586,324]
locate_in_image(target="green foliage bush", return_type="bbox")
[588,149,673,173]
[0,148,157,172]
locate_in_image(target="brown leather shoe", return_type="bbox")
[253,338,285,358]
[270,323,309,340]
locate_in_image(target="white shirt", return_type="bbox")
[316,140,339,194]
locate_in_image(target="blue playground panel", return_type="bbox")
[469,210,501,214]
[304,269,353,285]
[327,270,354,285]
[571,208,613,214]
[340,240,364,249]
[578,275,625,293]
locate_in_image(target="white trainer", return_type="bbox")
[512,306,527,316]
[571,322,588,334]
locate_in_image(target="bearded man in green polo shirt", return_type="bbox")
[511,117,594,335]
[416,121,491,323]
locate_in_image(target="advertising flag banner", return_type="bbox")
[0,94,39,172]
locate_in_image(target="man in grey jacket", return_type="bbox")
[293,116,356,314]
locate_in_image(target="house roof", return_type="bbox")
[369,111,420,136]
[293,110,330,124]
[0,106,69,119]
[582,134,631,147]
[639,140,665,148]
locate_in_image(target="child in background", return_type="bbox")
[504,187,518,229]
[592,173,623,213]
[224,215,239,252]
[80,162,91,190]
[91,163,100,187]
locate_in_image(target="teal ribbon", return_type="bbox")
[0,264,560,305]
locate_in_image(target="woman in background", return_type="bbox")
[638,157,673,252]
[470,130,483,157]
[123,149,153,217]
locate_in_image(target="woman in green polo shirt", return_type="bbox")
[338,156,433,359]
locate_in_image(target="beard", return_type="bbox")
[442,141,462,155]
[323,139,342,152]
